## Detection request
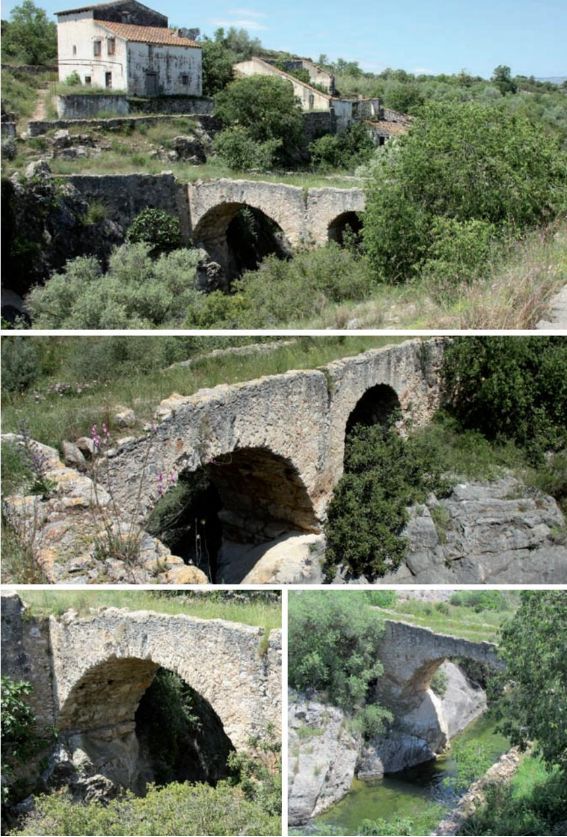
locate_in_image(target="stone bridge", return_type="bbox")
[65,173,365,274]
[370,618,505,757]
[105,338,445,547]
[1,593,281,789]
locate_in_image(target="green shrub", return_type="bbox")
[1,677,36,762]
[14,779,281,835]
[442,337,567,461]
[1,337,40,392]
[214,74,305,165]
[364,591,397,608]
[63,70,81,86]
[126,209,181,255]
[363,102,567,283]
[449,591,508,612]
[430,668,449,697]
[26,243,201,328]
[324,424,451,581]
[310,123,374,171]
[213,127,281,171]
[288,591,390,729]
[422,217,496,289]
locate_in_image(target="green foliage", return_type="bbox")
[63,70,81,86]
[363,102,567,283]
[422,217,496,288]
[493,591,567,772]
[25,243,201,328]
[200,39,235,96]
[309,123,374,171]
[288,591,391,731]
[13,779,281,835]
[1,677,36,762]
[492,65,518,96]
[126,209,181,255]
[442,337,567,460]
[430,668,449,697]
[185,245,372,328]
[1,337,40,392]
[363,591,397,607]
[2,0,56,65]
[444,737,499,794]
[213,127,281,171]
[214,75,304,164]
[449,591,509,612]
[324,424,451,580]
[460,756,567,836]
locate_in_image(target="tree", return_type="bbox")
[2,0,56,65]
[363,102,567,282]
[201,38,235,95]
[492,64,518,95]
[494,591,567,772]
[214,75,304,164]
[288,591,392,735]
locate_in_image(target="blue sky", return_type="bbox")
[3,0,566,77]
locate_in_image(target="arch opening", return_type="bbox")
[147,447,319,583]
[345,384,402,440]
[328,211,363,247]
[193,202,292,282]
[58,657,234,796]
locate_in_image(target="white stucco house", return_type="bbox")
[56,0,202,97]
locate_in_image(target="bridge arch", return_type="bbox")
[192,201,293,279]
[148,446,319,582]
[327,210,363,246]
[345,383,402,439]
[57,651,234,791]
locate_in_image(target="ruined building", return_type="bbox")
[56,0,202,96]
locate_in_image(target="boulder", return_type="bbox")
[62,440,87,470]
[113,407,136,428]
[25,159,51,179]
[172,135,207,164]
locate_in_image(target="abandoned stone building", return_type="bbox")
[56,0,202,96]
[234,55,410,142]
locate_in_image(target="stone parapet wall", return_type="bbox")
[56,94,130,118]
[128,95,214,115]
[28,113,216,136]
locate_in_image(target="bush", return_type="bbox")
[288,591,390,729]
[26,243,201,328]
[364,591,397,608]
[214,75,305,164]
[1,337,40,392]
[13,779,281,835]
[422,217,496,288]
[213,127,281,171]
[430,668,449,697]
[126,209,181,255]
[324,424,451,581]
[63,70,81,86]
[442,337,567,460]
[449,590,509,612]
[364,102,567,283]
[310,123,374,171]
[185,244,372,328]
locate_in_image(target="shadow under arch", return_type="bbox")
[147,446,319,582]
[345,383,402,440]
[328,211,363,246]
[58,655,234,793]
[192,202,292,280]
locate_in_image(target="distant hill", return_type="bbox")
[537,77,567,85]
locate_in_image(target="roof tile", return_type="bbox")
[99,21,199,47]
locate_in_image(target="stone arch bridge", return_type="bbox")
[105,338,445,546]
[1,594,281,789]
[65,173,366,274]
[373,618,505,755]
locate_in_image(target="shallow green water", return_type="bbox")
[303,713,510,836]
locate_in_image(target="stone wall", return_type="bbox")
[129,95,214,115]
[28,113,215,136]
[56,94,130,118]
[63,172,190,240]
[302,110,336,141]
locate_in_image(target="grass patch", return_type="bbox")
[373,596,519,643]
[16,590,281,632]
[1,336,404,451]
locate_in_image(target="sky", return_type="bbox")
[2,0,566,78]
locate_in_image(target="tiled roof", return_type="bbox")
[98,21,200,47]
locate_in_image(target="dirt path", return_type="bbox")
[31,87,49,122]
[537,284,567,329]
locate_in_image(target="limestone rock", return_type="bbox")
[288,693,361,826]
[164,565,209,584]
[113,406,136,428]
[437,661,487,738]
[62,440,87,470]
[76,436,97,457]
[25,159,51,179]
